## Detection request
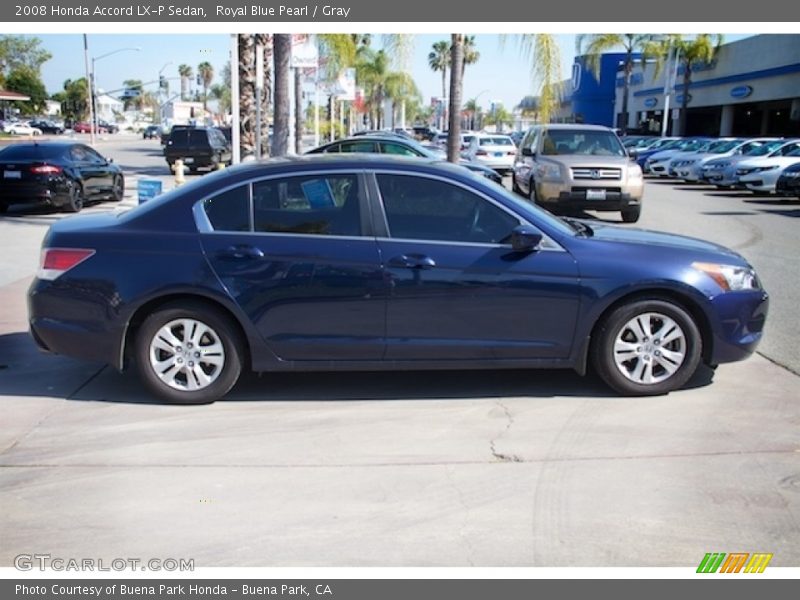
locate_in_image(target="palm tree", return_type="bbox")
[485,106,512,133]
[357,48,391,129]
[428,40,450,129]
[238,34,271,158]
[384,71,419,128]
[504,35,562,124]
[463,98,481,130]
[447,35,464,163]
[197,61,214,112]
[644,34,724,136]
[272,34,291,156]
[577,34,655,132]
[461,35,480,77]
[178,64,192,101]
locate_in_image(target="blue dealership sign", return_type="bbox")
[644,97,658,108]
[137,179,163,204]
[676,94,692,105]
[731,85,753,99]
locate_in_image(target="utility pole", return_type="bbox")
[82,34,95,146]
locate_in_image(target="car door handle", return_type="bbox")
[388,254,436,269]
[218,245,265,259]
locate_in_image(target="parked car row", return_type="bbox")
[637,135,800,196]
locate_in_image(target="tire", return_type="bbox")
[64,181,84,213]
[135,302,244,404]
[621,205,641,223]
[591,299,702,396]
[111,174,124,202]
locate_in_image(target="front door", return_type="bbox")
[373,172,581,361]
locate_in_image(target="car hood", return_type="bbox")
[648,149,682,161]
[583,221,744,262]
[738,156,800,169]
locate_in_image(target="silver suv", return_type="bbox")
[512,124,644,222]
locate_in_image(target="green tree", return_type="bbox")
[5,66,47,113]
[238,34,271,158]
[577,34,656,132]
[504,35,562,124]
[485,105,513,132]
[121,79,143,111]
[643,34,724,136]
[385,71,420,128]
[197,61,214,111]
[0,35,51,83]
[53,78,89,122]
[177,64,193,101]
[462,35,480,77]
[463,98,482,130]
[428,40,450,129]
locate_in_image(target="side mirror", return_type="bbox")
[510,225,543,252]
[107,157,114,163]
[521,147,534,157]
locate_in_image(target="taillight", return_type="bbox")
[507,151,516,155]
[38,248,95,281]
[30,164,62,175]
[475,149,488,156]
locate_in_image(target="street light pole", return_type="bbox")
[82,35,95,146]
[90,45,141,142]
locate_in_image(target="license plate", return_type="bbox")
[586,189,606,200]
[494,152,503,157]
[183,157,194,164]
[4,170,21,179]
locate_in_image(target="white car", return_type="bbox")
[464,134,517,173]
[701,139,795,187]
[645,138,715,176]
[4,122,42,136]
[670,138,751,182]
[736,142,800,193]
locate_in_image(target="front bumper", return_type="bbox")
[537,179,643,212]
[706,289,769,365]
[776,177,800,196]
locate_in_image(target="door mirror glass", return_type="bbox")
[521,146,534,157]
[510,225,543,252]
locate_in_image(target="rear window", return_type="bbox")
[479,137,514,146]
[169,129,191,145]
[0,144,68,160]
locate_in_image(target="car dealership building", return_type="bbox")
[564,34,800,137]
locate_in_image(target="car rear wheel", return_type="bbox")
[591,299,702,396]
[64,181,84,213]
[135,302,243,404]
[111,175,124,202]
[528,179,539,205]
[621,206,641,223]
[511,173,522,195]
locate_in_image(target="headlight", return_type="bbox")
[692,262,760,292]
[755,165,779,172]
[536,162,561,181]
[628,164,643,179]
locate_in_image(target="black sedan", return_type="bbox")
[28,155,767,404]
[29,120,65,135]
[306,135,503,184]
[0,141,124,213]
[143,125,161,139]
[776,162,800,198]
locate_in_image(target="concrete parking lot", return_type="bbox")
[1,136,799,567]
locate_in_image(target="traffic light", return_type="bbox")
[159,76,167,89]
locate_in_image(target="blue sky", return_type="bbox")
[37,34,752,111]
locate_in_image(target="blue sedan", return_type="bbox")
[28,155,768,403]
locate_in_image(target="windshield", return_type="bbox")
[742,141,782,156]
[0,144,68,160]
[769,142,800,157]
[709,140,742,153]
[541,129,626,157]
[677,139,711,152]
[786,146,800,157]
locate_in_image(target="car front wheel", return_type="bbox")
[591,299,702,396]
[621,205,641,223]
[135,303,244,404]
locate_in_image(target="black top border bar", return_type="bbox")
[3,0,799,22]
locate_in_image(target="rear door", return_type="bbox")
[199,171,386,361]
[69,145,106,197]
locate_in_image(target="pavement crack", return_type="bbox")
[489,400,522,463]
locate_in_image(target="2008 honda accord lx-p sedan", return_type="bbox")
[28,155,768,404]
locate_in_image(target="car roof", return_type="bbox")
[537,124,614,132]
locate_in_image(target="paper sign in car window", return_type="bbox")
[301,178,336,208]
